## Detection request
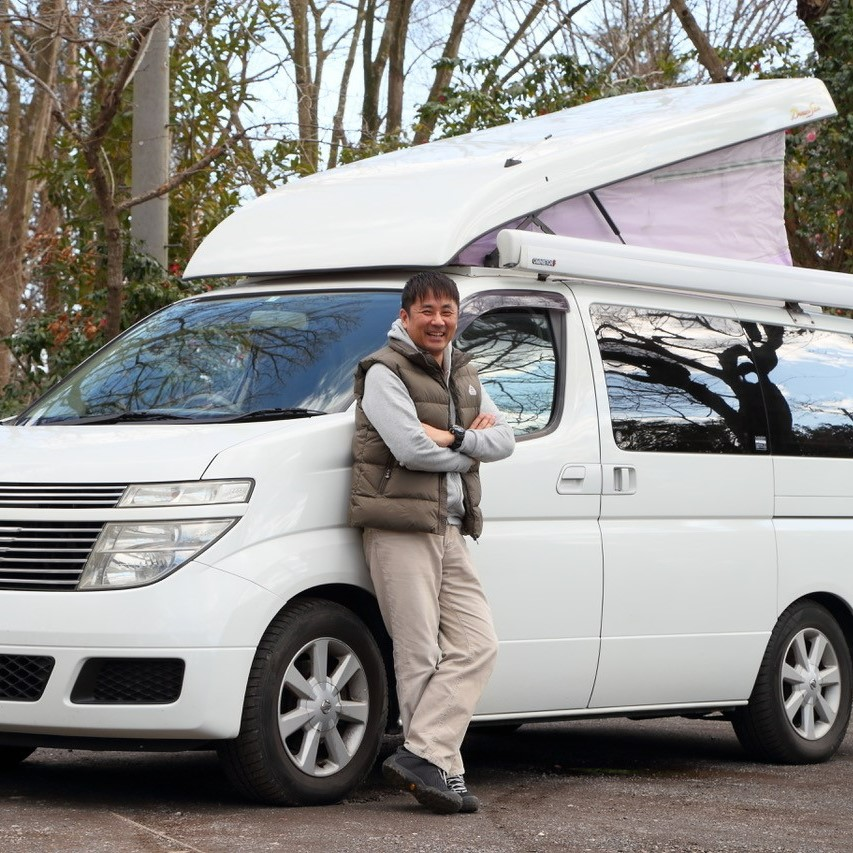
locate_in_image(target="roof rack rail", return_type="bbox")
[496,229,853,312]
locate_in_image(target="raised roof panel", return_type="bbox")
[183,78,835,280]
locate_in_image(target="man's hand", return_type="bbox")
[420,412,496,446]
[469,413,496,431]
[421,423,453,447]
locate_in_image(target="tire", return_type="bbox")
[0,747,35,769]
[732,601,852,763]
[218,598,388,805]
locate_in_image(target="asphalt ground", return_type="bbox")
[1,715,851,853]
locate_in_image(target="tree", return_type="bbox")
[0,0,292,412]
[42,2,264,340]
[669,0,730,81]
[0,0,63,391]
[2,0,841,419]
[784,0,852,274]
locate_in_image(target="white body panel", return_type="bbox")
[0,563,275,738]
[475,290,603,712]
[569,285,777,708]
[4,60,853,752]
[4,261,853,742]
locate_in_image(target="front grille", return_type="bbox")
[71,659,185,704]
[0,483,127,509]
[0,654,55,700]
[0,521,104,590]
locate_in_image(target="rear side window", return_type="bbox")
[456,308,558,436]
[591,305,768,454]
[746,322,853,458]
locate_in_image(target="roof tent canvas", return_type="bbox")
[183,78,836,279]
[456,133,788,266]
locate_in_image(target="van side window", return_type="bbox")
[456,308,558,436]
[591,305,768,454]
[745,322,853,458]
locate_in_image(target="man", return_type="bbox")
[349,270,515,814]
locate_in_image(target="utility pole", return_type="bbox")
[131,15,170,269]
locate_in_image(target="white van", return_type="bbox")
[3,78,852,806]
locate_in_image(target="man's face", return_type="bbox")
[400,290,459,361]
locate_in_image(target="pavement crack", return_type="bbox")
[110,812,207,853]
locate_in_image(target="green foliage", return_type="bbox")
[776,1,853,274]
[415,54,610,139]
[168,0,296,273]
[1,245,219,418]
[716,36,797,80]
[7,0,851,419]
[338,135,411,166]
[3,2,291,414]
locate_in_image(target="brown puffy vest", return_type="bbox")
[349,340,483,537]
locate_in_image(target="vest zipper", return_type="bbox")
[379,461,393,494]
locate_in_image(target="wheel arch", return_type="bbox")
[219,589,392,804]
[793,592,853,663]
[732,593,853,763]
[289,583,397,727]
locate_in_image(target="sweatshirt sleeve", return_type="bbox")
[361,364,473,473]
[458,385,516,462]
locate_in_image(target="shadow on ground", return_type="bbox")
[0,715,756,810]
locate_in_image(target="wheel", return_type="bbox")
[732,601,852,763]
[0,746,35,769]
[218,598,388,805]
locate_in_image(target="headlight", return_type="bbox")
[78,519,236,589]
[118,479,253,507]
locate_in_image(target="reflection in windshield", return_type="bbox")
[20,291,400,425]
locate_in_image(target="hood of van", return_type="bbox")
[0,422,285,484]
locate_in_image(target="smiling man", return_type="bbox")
[349,270,515,814]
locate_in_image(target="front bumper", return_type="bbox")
[0,646,255,740]
[0,561,281,740]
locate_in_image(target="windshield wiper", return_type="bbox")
[47,411,198,425]
[221,407,327,423]
[35,407,327,425]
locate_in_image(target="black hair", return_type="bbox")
[401,271,459,312]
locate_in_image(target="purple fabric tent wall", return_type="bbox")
[453,133,790,268]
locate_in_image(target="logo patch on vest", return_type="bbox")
[468,384,476,395]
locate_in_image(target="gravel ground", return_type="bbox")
[1,716,850,853]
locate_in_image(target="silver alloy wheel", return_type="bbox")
[781,626,842,741]
[277,636,370,777]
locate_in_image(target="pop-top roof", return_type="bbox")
[183,78,835,279]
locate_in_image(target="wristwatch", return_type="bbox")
[449,424,466,451]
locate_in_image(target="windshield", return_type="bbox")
[20,290,400,425]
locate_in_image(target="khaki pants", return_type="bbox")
[363,525,498,776]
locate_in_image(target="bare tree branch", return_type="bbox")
[413,0,477,145]
[118,127,250,213]
[669,0,730,82]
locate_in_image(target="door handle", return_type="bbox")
[603,465,637,495]
[556,464,602,495]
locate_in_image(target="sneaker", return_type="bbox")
[446,774,480,813]
[381,747,463,814]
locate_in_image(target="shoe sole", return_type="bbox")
[460,795,479,814]
[382,757,463,815]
